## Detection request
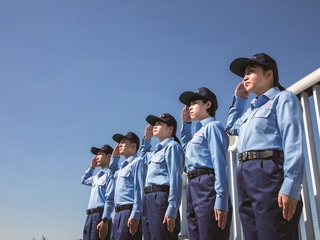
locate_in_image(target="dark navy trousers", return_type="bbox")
[237,158,303,240]
[186,173,232,240]
[111,209,142,240]
[83,212,112,240]
[143,192,181,240]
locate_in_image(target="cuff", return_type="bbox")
[214,196,228,211]
[165,206,178,219]
[182,122,192,132]
[85,167,94,174]
[233,96,247,110]
[142,138,151,147]
[280,177,302,200]
[109,156,120,172]
[130,210,141,220]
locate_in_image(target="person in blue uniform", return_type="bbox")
[140,113,184,240]
[226,53,304,240]
[110,132,144,240]
[81,144,115,240]
[179,87,232,240]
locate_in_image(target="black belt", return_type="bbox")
[144,185,169,194]
[115,204,133,212]
[238,150,284,163]
[86,207,103,215]
[187,168,214,181]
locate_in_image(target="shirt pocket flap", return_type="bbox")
[151,154,165,163]
[120,169,131,178]
[253,107,272,118]
[191,135,205,144]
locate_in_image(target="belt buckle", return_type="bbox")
[190,171,196,179]
[252,151,257,159]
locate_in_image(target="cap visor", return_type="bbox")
[230,57,263,78]
[91,147,99,155]
[146,115,163,126]
[179,91,202,106]
[112,134,125,143]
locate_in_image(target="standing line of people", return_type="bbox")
[81,52,305,240]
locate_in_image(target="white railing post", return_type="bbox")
[300,92,320,231]
[300,169,316,240]
[313,84,320,139]
[228,136,242,240]
[179,172,189,239]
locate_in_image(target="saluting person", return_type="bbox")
[226,53,304,240]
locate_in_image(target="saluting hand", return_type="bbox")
[112,144,120,158]
[235,81,249,99]
[90,156,98,169]
[278,193,298,221]
[214,209,228,230]
[163,215,175,233]
[181,106,192,123]
[144,124,153,139]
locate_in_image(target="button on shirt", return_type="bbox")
[113,154,145,220]
[140,137,184,218]
[180,117,230,211]
[81,167,115,220]
[226,87,305,200]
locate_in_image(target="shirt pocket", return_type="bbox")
[97,179,107,186]
[151,153,165,164]
[189,135,208,158]
[191,135,205,144]
[120,169,131,178]
[251,108,274,134]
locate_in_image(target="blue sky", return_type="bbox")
[1,1,320,239]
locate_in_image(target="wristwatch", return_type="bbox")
[102,218,109,223]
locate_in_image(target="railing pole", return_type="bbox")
[300,169,316,239]
[313,84,320,139]
[300,92,320,231]
[228,136,242,240]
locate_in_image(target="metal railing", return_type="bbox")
[179,68,320,240]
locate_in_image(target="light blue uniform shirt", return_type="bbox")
[226,87,305,200]
[81,167,115,220]
[113,154,145,220]
[140,137,184,218]
[180,117,230,211]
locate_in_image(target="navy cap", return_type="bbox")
[230,53,284,90]
[146,113,177,135]
[179,87,218,111]
[112,132,140,150]
[91,144,113,155]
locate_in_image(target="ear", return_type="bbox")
[206,101,212,110]
[131,142,137,151]
[168,125,174,134]
[265,70,275,85]
[266,69,273,80]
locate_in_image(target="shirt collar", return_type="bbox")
[264,86,280,99]
[126,154,138,163]
[159,137,174,148]
[251,87,280,107]
[199,117,216,127]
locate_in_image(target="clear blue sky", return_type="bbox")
[1,1,319,239]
